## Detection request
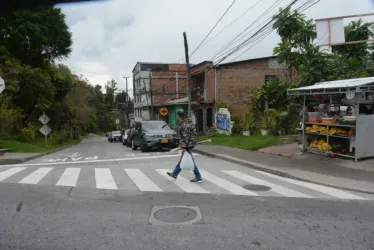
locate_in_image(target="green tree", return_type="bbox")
[0,6,72,67]
[272,8,316,72]
[332,19,374,61]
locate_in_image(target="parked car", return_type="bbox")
[108,131,121,142]
[126,127,135,147]
[130,120,178,152]
[122,129,130,146]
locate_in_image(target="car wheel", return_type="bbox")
[140,139,149,152]
[131,141,138,150]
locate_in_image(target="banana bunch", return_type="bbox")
[318,126,327,134]
[306,125,319,133]
[318,142,332,151]
[310,138,326,148]
[329,127,338,135]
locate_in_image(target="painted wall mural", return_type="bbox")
[216,108,233,135]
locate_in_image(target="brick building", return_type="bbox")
[132,56,289,134]
[132,62,187,120]
[215,56,289,114]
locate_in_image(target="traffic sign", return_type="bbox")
[0,77,5,93]
[39,125,51,136]
[116,119,119,124]
[39,112,50,125]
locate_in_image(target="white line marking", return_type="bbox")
[255,171,366,200]
[156,169,210,194]
[0,167,27,182]
[125,169,162,192]
[199,170,259,196]
[18,167,53,184]
[56,168,81,187]
[95,168,118,190]
[222,170,312,198]
[0,154,184,167]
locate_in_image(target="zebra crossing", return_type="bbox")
[0,165,371,200]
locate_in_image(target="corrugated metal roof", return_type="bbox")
[290,77,374,91]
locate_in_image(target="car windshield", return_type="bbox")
[142,121,171,130]
[112,131,121,135]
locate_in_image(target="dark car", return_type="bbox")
[130,120,178,152]
[108,131,121,142]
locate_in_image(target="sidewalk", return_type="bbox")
[0,153,43,165]
[194,145,374,194]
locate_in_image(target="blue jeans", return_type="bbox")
[172,148,201,180]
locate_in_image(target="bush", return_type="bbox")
[20,127,36,142]
[0,96,24,139]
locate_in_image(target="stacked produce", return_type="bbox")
[309,138,332,151]
[306,125,352,136]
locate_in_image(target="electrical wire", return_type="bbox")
[209,0,287,61]
[199,0,265,48]
[224,0,322,62]
[189,0,237,58]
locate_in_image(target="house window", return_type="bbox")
[264,75,277,84]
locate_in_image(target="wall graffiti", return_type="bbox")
[216,114,230,131]
[215,108,233,135]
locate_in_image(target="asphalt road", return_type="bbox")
[0,136,373,249]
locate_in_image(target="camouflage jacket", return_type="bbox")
[178,118,197,148]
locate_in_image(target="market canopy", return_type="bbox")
[287,77,374,96]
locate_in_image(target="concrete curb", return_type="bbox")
[194,149,374,195]
[0,144,77,165]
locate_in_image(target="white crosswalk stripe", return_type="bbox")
[56,168,81,187]
[222,170,313,198]
[255,171,366,200]
[156,169,210,194]
[0,166,371,200]
[18,167,53,184]
[125,169,162,192]
[0,167,27,181]
[200,170,259,196]
[95,168,117,190]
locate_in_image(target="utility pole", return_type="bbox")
[183,32,192,118]
[149,72,154,120]
[123,76,130,101]
[123,76,130,126]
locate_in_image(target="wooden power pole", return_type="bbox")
[183,32,192,118]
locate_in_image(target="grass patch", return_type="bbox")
[0,137,81,153]
[198,134,293,151]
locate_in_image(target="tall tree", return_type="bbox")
[0,6,72,67]
[332,19,374,61]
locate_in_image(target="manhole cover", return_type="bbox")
[154,207,197,223]
[243,184,271,191]
[149,206,202,225]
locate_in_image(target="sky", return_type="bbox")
[58,0,374,96]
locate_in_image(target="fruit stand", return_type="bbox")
[287,77,374,162]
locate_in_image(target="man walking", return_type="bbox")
[167,109,202,183]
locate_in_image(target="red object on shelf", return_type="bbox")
[314,94,322,100]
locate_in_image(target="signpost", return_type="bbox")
[116,119,119,130]
[0,77,5,93]
[39,112,51,145]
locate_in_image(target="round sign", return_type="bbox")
[159,107,168,116]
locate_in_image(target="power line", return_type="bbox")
[189,0,237,58]
[213,0,302,65]
[210,0,287,61]
[215,0,321,64]
[200,0,265,48]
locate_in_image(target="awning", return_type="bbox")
[166,97,188,105]
[287,77,374,95]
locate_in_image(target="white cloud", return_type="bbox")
[58,0,374,96]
